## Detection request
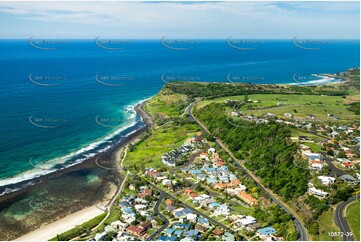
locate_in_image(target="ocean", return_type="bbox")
[0,39,359,239]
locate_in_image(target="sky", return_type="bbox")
[0,1,359,39]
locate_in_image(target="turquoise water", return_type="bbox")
[0,39,359,194]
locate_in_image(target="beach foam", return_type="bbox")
[0,98,150,195]
[290,74,343,86]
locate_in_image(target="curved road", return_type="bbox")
[147,194,170,241]
[188,102,308,241]
[320,151,345,177]
[334,194,359,241]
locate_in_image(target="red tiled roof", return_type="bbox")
[238,191,258,204]
[143,189,152,195]
[184,189,193,194]
[127,225,143,236]
[138,193,147,198]
[165,199,173,205]
[214,183,232,189]
[231,179,240,186]
[190,192,199,198]
[212,228,224,235]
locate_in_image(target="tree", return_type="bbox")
[244,93,249,103]
[309,221,319,235]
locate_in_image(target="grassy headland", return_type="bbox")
[52,67,359,241]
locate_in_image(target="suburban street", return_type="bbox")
[146,194,170,241]
[320,152,345,177]
[169,151,220,198]
[188,102,308,241]
[147,183,243,239]
[334,194,359,241]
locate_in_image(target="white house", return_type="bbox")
[162,179,172,185]
[94,231,107,241]
[318,176,336,186]
[237,216,257,227]
[284,113,292,118]
[309,187,328,198]
[186,213,198,222]
[310,163,323,170]
[331,131,339,137]
[208,148,216,154]
[213,204,230,216]
[111,220,128,231]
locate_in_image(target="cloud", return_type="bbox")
[0,1,359,38]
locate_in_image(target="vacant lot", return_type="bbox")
[124,123,198,172]
[346,201,360,241]
[145,92,188,120]
[197,94,358,122]
[316,209,341,241]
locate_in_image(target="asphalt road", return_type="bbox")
[188,102,308,241]
[320,152,345,177]
[169,152,220,198]
[334,194,359,241]
[148,183,243,240]
[146,194,170,241]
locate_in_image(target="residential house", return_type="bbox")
[162,179,172,186]
[174,230,184,238]
[94,231,107,241]
[256,227,277,240]
[197,217,210,228]
[222,232,235,241]
[308,187,328,198]
[214,183,232,190]
[173,223,191,231]
[126,225,146,237]
[158,235,177,241]
[195,224,207,233]
[212,228,224,236]
[200,152,208,160]
[186,213,198,223]
[165,199,173,205]
[341,174,359,185]
[318,176,336,186]
[238,191,258,205]
[213,204,230,216]
[165,228,175,237]
[184,230,200,240]
[237,216,257,227]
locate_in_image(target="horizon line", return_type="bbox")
[0,38,360,40]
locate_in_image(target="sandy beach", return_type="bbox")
[16,204,104,241]
[1,101,154,241]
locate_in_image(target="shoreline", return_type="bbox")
[2,100,154,241]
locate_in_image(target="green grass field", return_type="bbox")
[197,94,358,122]
[124,89,199,173]
[229,204,252,215]
[145,93,188,120]
[290,128,324,141]
[346,201,360,240]
[123,123,198,172]
[302,142,323,152]
[316,209,342,241]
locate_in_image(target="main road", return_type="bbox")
[334,194,359,241]
[187,102,308,241]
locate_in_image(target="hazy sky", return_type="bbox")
[0,1,359,39]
